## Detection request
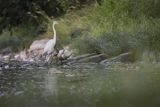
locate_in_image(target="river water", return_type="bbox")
[0,63,160,107]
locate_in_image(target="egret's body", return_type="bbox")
[43,39,56,55]
[43,21,58,61]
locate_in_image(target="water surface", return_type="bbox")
[0,63,160,107]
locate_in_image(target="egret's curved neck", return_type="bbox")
[52,23,56,43]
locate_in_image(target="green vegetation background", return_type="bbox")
[0,0,160,61]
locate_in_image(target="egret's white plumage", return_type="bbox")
[43,21,58,59]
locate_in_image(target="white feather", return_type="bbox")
[43,39,56,54]
[43,21,58,56]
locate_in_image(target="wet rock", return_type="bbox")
[0,53,14,61]
[57,46,72,60]
[18,49,29,61]
[28,39,49,53]
[26,39,50,62]
[4,65,9,69]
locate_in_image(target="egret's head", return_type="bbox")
[53,21,58,25]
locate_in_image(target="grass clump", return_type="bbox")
[0,22,45,51]
[0,35,21,51]
[68,0,160,61]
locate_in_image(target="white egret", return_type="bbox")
[43,21,58,61]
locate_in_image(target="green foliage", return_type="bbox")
[0,23,41,51]
[0,0,98,32]
[69,0,160,61]
[100,0,160,18]
[0,0,47,32]
[72,34,99,54]
[0,35,21,51]
[0,0,99,51]
[72,31,139,56]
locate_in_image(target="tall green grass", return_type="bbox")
[0,22,44,51]
[68,0,160,61]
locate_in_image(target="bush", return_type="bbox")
[0,22,42,51]
[0,35,21,51]
[71,34,99,54]
[72,31,142,55]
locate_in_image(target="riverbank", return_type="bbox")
[1,49,158,71]
[0,36,159,71]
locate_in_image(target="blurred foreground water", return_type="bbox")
[0,62,160,107]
